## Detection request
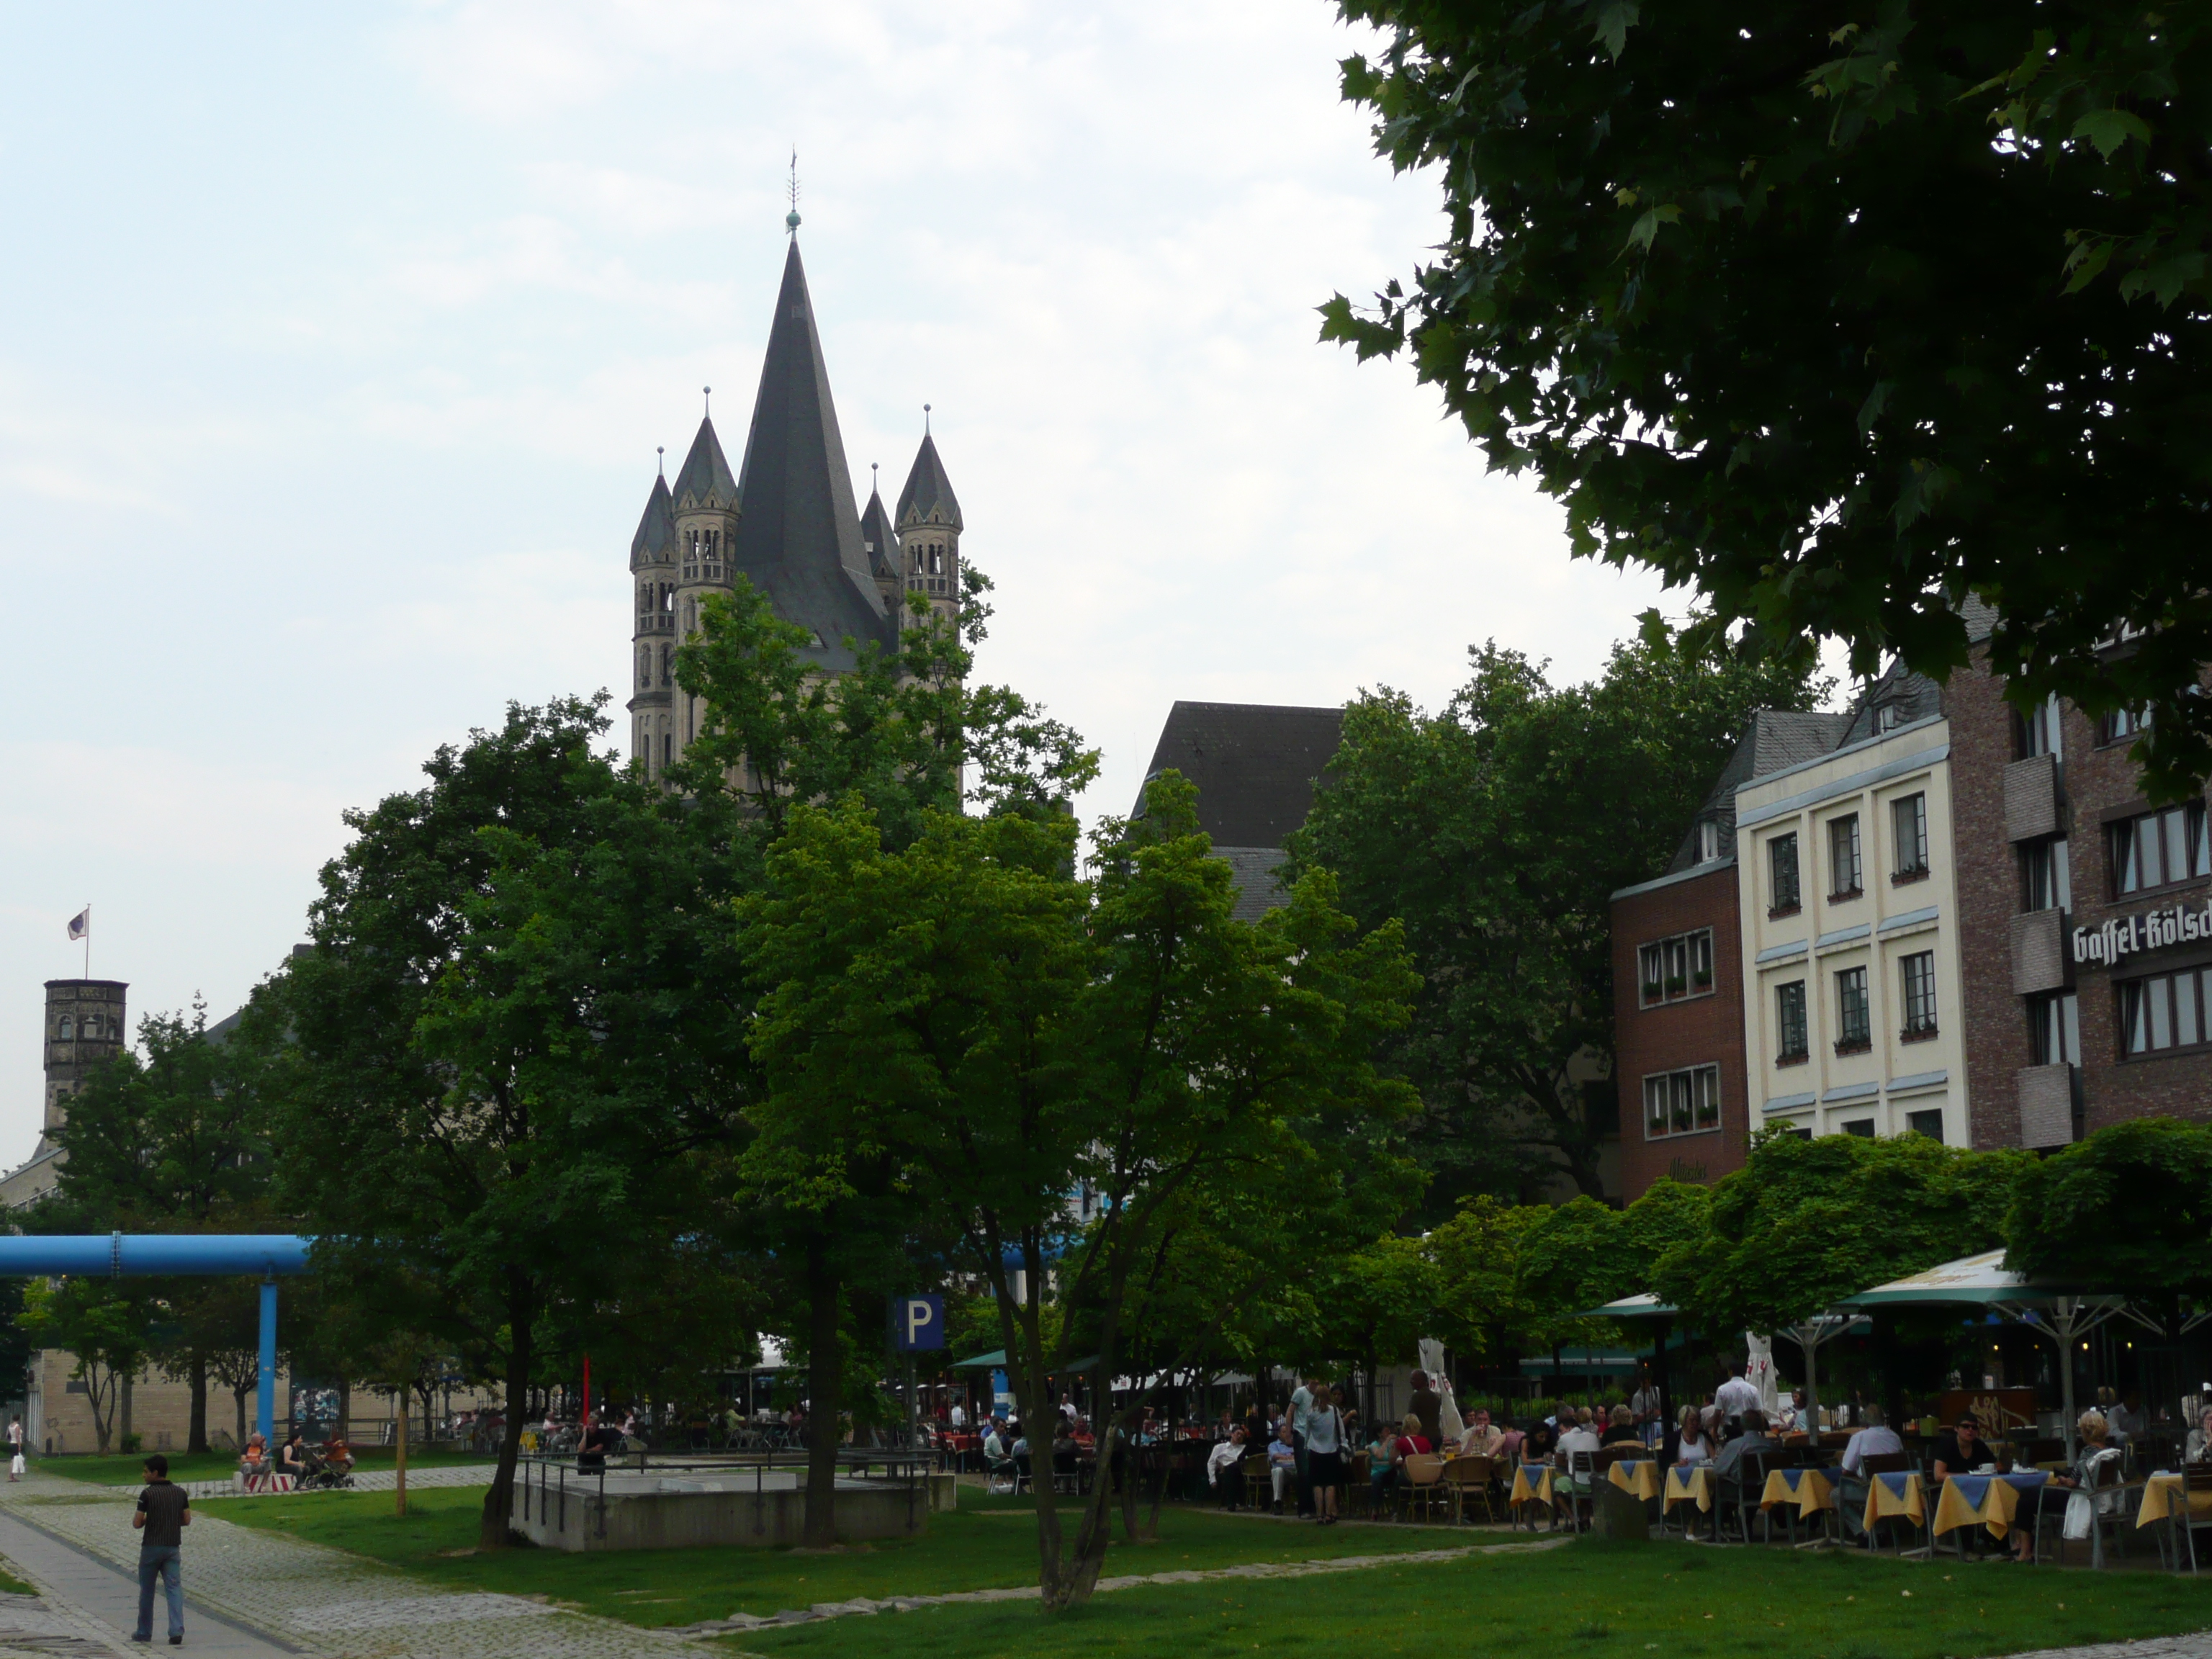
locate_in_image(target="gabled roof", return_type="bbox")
[672,416,739,511]
[897,433,962,531]
[859,485,900,581]
[1135,701,1344,849]
[1665,709,1853,873]
[630,474,675,566]
[1834,661,1946,747]
[729,240,897,670]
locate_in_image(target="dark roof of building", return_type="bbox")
[1665,709,1853,873]
[630,474,675,565]
[729,240,898,670]
[1135,701,1344,849]
[897,433,962,531]
[859,485,899,581]
[1834,662,1946,748]
[672,415,739,511]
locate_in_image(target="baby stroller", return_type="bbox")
[294,1443,356,1491]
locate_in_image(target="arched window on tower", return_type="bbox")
[57,1017,73,1040]
[638,647,651,688]
[659,644,671,687]
[928,546,942,575]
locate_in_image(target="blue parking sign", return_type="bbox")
[894,1293,945,1352]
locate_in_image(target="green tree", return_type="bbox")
[274,696,710,1549]
[1289,629,1818,1205]
[1325,1,2212,799]
[19,1278,150,1455]
[2005,1118,2212,1309]
[739,778,1419,1608]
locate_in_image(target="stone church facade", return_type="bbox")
[628,238,963,779]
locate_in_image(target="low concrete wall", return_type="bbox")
[511,1472,931,1552]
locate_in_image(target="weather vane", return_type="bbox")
[786,148,801,235]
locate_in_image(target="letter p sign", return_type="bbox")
[896,1292,945,1353]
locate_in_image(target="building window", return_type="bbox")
[2111,802,2210,895]
[1873,702,1902,734]
[2029,991,2080,1065]
[1906,1108,1945,1142]
[662,732,673,768]
[1694,819,1720,863]
[2018,694,2064,759]
[1835,966,1871,1053]
[56,1017,73,1040]
[1841,1118,1876,1137]
[1769,832,1800,916]
[1776,981,1808,1064]
[1891,793,1929,881]
[1642,1064,1721,1140]
[1829,814,1863,899]
[2024,837,2072,911]
[1899,950,1938,1038]
[2100,705,2152,745]
[2121,967,2212,1056]
[1637,928,1715,1005]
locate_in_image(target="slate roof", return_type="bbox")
[630,474,675,566]
[728,240,899,670]
[1134,701,1344,848]
[897,433,962,531]
[1665,709,1853,873]
[672,416,739,510]
[859,485,900,582]
[1833,662,1946,748]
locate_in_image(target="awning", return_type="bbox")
[1580,1291,1679,1321]
[948,1349,1099,1373]
[1518,1347,1647,1375]
[1841,1249,2073,1306]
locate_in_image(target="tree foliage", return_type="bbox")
[1326,0,2212,798]
[2005,1116,2212,1301]
[1289,629,1818,1205]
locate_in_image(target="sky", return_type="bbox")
[0,1,1686,1161]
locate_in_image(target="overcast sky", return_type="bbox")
[0,1,1683,1159]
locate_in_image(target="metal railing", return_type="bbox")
[513,1448,932,1543]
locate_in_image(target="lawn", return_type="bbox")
[732,1534,2212,1659]
[213,1485,1530,1628]
[37,1447,494,1488]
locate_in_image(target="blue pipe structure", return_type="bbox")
[0,1236,313,1447]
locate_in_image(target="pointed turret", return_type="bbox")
[860,479,902,608]
[728,240,896,667]
[896,432,962,532]
[629,474,675,570]
[672,415,739,511]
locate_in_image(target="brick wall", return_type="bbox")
[1613,863,1747,1198]
[1947,650,2212,1143]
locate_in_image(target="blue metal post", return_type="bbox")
[256,1280,278,1445]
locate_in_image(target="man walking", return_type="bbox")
[131,1453,189,1645]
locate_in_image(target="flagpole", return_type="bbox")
[83,904,89,980]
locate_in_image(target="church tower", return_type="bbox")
[896,426,962,630]
[860,467,902,613]
[626,461,678,779]
[669,406,741,770]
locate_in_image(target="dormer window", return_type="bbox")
[1873,702,1901,733]
[1694,819,1719,863]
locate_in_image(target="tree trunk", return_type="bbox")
[188,1356,209,1454]
[395,1391,409,1519]
[337,1378,352,1446]
[233,1385,249,1452]
[479,1271,532,1550]
[120,1372,133,1448]
[802,1241,842,1548]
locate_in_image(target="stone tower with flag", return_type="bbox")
[626,238,963,781]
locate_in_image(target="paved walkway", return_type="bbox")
[101,1467,498,1503]
[0,1475,685,1658]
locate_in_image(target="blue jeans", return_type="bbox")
[135,1546,182,1640]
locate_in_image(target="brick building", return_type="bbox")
[1948,608,2212,1148]
[1612,711,1850,1196]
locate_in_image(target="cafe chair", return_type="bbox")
[1722,1451,1781,1545]
[2165,1460,2212,1573]
[1401,1452,1449,1524]
[2034,1447,2130,1567]
[1558,1449,1599,1533]
[1444,1454,1497,1524]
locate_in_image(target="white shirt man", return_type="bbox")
[1556,1421,1602,1466]
[1205,1429,1247,1489]
[1714,1371,1761,1419]
[1840,1409,1903,1476]
[949,1404,966,1431]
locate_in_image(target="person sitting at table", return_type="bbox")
[1205,1424,1247,1509]
[2008,1410,2120,1563]
[1555,1411,1602,1469]
[1267,1419,1300,1512]
[1933,1413,1997,1480]
[1457,1407,1504,1459]
[1840,1402,1902,1477]
[1673,1406,1712,1467]
[1493,1418,1525,1465]
[1523,1420,1556,1465]
[2187,1405,2212,1464]
[1601,1404,1644,1453]
[1774,1388,1809,1434]
[2108,1390,2145,1443]
[1712,1408,1776,1483]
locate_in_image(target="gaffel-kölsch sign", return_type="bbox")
[2074,899,2212,966]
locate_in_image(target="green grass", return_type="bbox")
[213,1486,1529,1628]
[0,1559,35,1596]
[733,1534,2212,1659]
[37,1448,493,1488]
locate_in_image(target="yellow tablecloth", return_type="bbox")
[1863,1470,1925,1534]
[1509,1464,1555,1508]
[2139,1473,2212,1527]
[1663,1465,1714,1514]
[1608,1460,1663,1501]
[1760,1466,1835,1518]
[1932,1474,2020,1540]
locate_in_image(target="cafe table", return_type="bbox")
[1861,1470,1926,1550]
[2139,1472,2212,1527]
[1931,1470,2047,1555]
[1608,1459,1663,1501]
[1663,1465,1717,1541]
[1758,1466,1836,1544]
[1509,1462,1557,1529]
